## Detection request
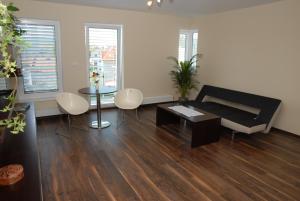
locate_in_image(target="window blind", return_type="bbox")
[178,33,187,62]
[18,23,59,93]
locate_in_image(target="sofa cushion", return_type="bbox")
[221,118,266,134]
[189,101,266,128]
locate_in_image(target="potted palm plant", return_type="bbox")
[168,54,200,102]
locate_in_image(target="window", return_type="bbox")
[192,32,198,56]
[17,19,62,100]
[178,33,187,62]
[85,24,123,105]
[178,30,198,62]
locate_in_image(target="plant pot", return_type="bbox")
[178,96,189,103]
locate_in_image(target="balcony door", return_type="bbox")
[85,24,123,105]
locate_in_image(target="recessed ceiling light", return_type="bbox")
[147,0,172,8]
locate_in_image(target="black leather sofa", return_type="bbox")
[186,85,281,134]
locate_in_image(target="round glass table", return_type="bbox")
[79,86,117,129]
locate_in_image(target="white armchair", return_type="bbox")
[114,88,143,120]
[56,92,89,129]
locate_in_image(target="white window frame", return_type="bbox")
[85,23,123,107]
[179,29,198,61]
[17,19,63,102]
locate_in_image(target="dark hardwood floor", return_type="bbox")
[37,105,300,201]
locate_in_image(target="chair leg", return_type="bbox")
[232,130,237,141]
[68,114,71,130]
[69,114,90,132]
[55,115,71,139]
[117,109,125,129]
[136,108,140,120]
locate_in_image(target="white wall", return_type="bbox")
[5,0,300,135]
[7,0,191,113]
[192,0,300,135]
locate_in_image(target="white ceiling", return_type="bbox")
[36,0,282,17]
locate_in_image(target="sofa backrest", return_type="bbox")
[195,85,281,125]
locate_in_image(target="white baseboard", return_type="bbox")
[91,95,173,109]
[142,95,174,105]
[35,95,174,117]
[35,108,62,117]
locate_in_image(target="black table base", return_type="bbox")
[90,120,111,129]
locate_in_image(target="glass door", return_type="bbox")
[86,24,122,105]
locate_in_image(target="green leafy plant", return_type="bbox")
[0,1,26,134]
[168,54,200,101]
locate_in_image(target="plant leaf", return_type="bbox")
[7,3,19,12]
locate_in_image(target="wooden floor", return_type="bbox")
[37,106,300,201]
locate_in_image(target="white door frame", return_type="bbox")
[84,23,124,107]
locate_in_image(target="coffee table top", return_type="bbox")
[157,103,220,123]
